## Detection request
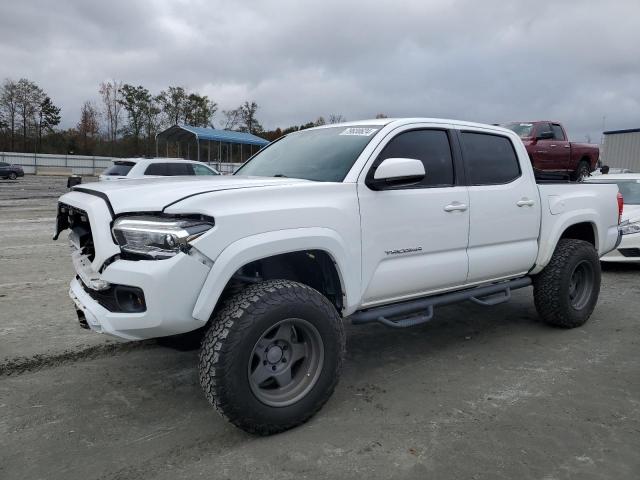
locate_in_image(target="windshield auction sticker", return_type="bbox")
[339,127,378,136]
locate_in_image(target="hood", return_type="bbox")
[73,175,309,214]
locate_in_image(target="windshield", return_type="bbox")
[235,126,380,182]
[590,180,640,205]
[103,162,134,176]
[503,122,534,138]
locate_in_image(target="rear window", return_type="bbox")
[460,132,521,185]
[103,162,134,176]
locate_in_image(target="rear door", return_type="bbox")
[358,125,470,306]
[456,128,540,283]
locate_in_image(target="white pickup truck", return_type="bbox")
[55,118,622,435]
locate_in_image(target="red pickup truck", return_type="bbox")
[503,121,599,180]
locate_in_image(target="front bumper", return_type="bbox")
[601,231,640,263]
[69,252,212,340]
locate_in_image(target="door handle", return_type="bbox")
[564,145,570,148]
[444,202,468,212]
[550,144,557,147]
[517,198,535,207]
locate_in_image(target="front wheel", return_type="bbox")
[533,239,601,328]
[8,172,17,180]
[199,280,345,435]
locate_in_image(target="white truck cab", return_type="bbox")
[55,118,622,435]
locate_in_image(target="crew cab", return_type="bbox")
[54,118,622,435]
[503,121,599,180]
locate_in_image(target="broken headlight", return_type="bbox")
[112,215,214,259]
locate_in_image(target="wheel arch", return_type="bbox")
[531,218,600,275]
[191,228,358,323]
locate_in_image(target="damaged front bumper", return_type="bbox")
[69,252,212,340]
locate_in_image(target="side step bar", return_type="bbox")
[350,277,532,328]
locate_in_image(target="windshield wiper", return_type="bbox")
[273,174,288,178]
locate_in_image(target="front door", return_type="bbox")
[358,127,470,307]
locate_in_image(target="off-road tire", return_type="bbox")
[199,279,345,435]
[533,239,601,328]
[8,172,17,180]
[571,160,591,182]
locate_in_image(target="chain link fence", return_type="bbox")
[1,152,242,176]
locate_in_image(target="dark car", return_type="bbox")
[0,162,24,180]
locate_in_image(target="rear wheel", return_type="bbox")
[8,172,17,180]
[572,160,591,182]
[199,279,345,435]
[533,239,601,328]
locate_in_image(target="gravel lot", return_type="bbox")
[1,175,639,480]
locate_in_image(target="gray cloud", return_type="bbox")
[1,0,638,142]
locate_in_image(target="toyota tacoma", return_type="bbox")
[55,118,622,435]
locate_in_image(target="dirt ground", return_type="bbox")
[1,175,639,480]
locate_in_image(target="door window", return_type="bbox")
[535,122,552,138]
[144,163,167,175]
[193,164,217,175]
[460,132,521,185]
[551,124,566,141]
[166,163,194,175]
[371,129,454,188]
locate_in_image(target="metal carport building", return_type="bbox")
[156,125,270,164]
[602,128,640,172]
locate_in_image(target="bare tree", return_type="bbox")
[239,101,262,134]
[15,78,45,151]
[0,78,19,150]
[99,80,123,155]
[222,108,242,130]
[328,114,345,124]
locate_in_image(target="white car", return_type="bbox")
[55,118,621,435]
[585,173,640,262]
[99,158,219,181]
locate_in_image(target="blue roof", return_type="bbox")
[157,124,269,146]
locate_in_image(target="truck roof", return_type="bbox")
[311,117,515,135]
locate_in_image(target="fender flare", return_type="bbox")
[191,227,358,322]
[531,212,599,275]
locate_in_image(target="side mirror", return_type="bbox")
[367,157,425,190]
[537,131,554,140]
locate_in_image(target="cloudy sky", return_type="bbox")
[1,0,638,142]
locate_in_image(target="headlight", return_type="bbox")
[620,221,640,236]
[112,215,214,259]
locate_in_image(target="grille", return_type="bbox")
[618,248,640,258]
[59,203,95,261]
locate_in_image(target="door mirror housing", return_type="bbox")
[537,130,554,140]
[367,157,425,190]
